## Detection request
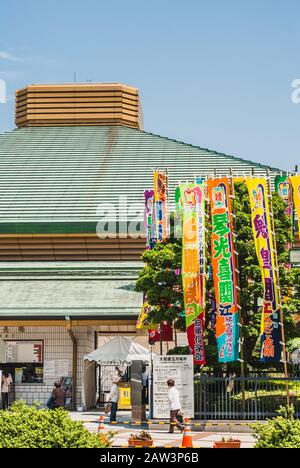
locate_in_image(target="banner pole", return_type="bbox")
[160,322,163,355]
[230,170,246,416]
[266,169,289,405]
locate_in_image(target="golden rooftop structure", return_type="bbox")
[15,83,143,129]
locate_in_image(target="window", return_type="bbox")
[1,341,44,384]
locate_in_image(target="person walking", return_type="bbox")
[167,379,184,433]
[1,370,12,410]
[108,376,120,422]
[52,381,66,409]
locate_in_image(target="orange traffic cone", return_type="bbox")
[98,415,106,433]
[181,419,193,448]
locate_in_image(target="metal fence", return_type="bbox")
[194,375,300,420]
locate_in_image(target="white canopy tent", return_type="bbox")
[83,337,154,409]
[84,336,154,365]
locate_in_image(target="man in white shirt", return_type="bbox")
[108,376,120,422]
[167,379,184,433]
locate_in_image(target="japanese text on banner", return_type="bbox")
[207,178,239,363]
[246,178,282,362]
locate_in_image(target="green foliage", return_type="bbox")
[0,401,112,448]
[286,337,300,353]
[251,405,300,448]
[167,346,191,355]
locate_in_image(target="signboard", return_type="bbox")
[118,384,131,410]
[153,355,194,419]
[5,341,43,363]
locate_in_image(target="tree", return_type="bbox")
[135,240,185,329]
[135,183,300,370]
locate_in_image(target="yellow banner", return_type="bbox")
[246,178,282,362]
[136,301,158,330]
[290,175,300,239]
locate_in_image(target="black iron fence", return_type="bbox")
[194,375,300,420]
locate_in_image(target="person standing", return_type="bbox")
[52,381,66,409]
[108,376,120,422]
[167,378,184,433]
[1,370,12,410]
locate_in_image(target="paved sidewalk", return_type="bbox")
[69,411,256,448]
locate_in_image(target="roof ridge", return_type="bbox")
[121,126,282,172]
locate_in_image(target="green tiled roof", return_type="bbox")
[0,125,282,231]
[0,261,143,319]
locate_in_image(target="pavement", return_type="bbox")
[69,410,256,448]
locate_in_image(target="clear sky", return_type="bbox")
[0,0,299,170]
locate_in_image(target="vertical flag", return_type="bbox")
[207,177,239,363]
[290,175,300,240]
[144,190,155,250]
[154,170,170,243]
[246,178,282,362]
[180,182,206,365]
[275,176,294,220]
[136,301,158,330]
[174,186,183,240]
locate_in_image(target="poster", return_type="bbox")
[15,368,23,383]
[207,178,239,363]
[180,182,206,364]
[153,355,194,419]
[43,360,69,379]
[43,361,56,379]
[246,178,282,362]
[56,360,69,377]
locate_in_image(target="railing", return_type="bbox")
[194,375,300,420]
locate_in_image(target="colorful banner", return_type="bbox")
[246,178,282,362]
[174,186,183,240]
[180,182,206,365]
[136,301,158,330]
[207,177,239,363]
[154,170,170,243]
[148,322,173,344]
[275,176,294,219]
[144,189,155,249]
[290,175,300,239]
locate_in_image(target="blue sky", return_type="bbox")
[0,0,299,170]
